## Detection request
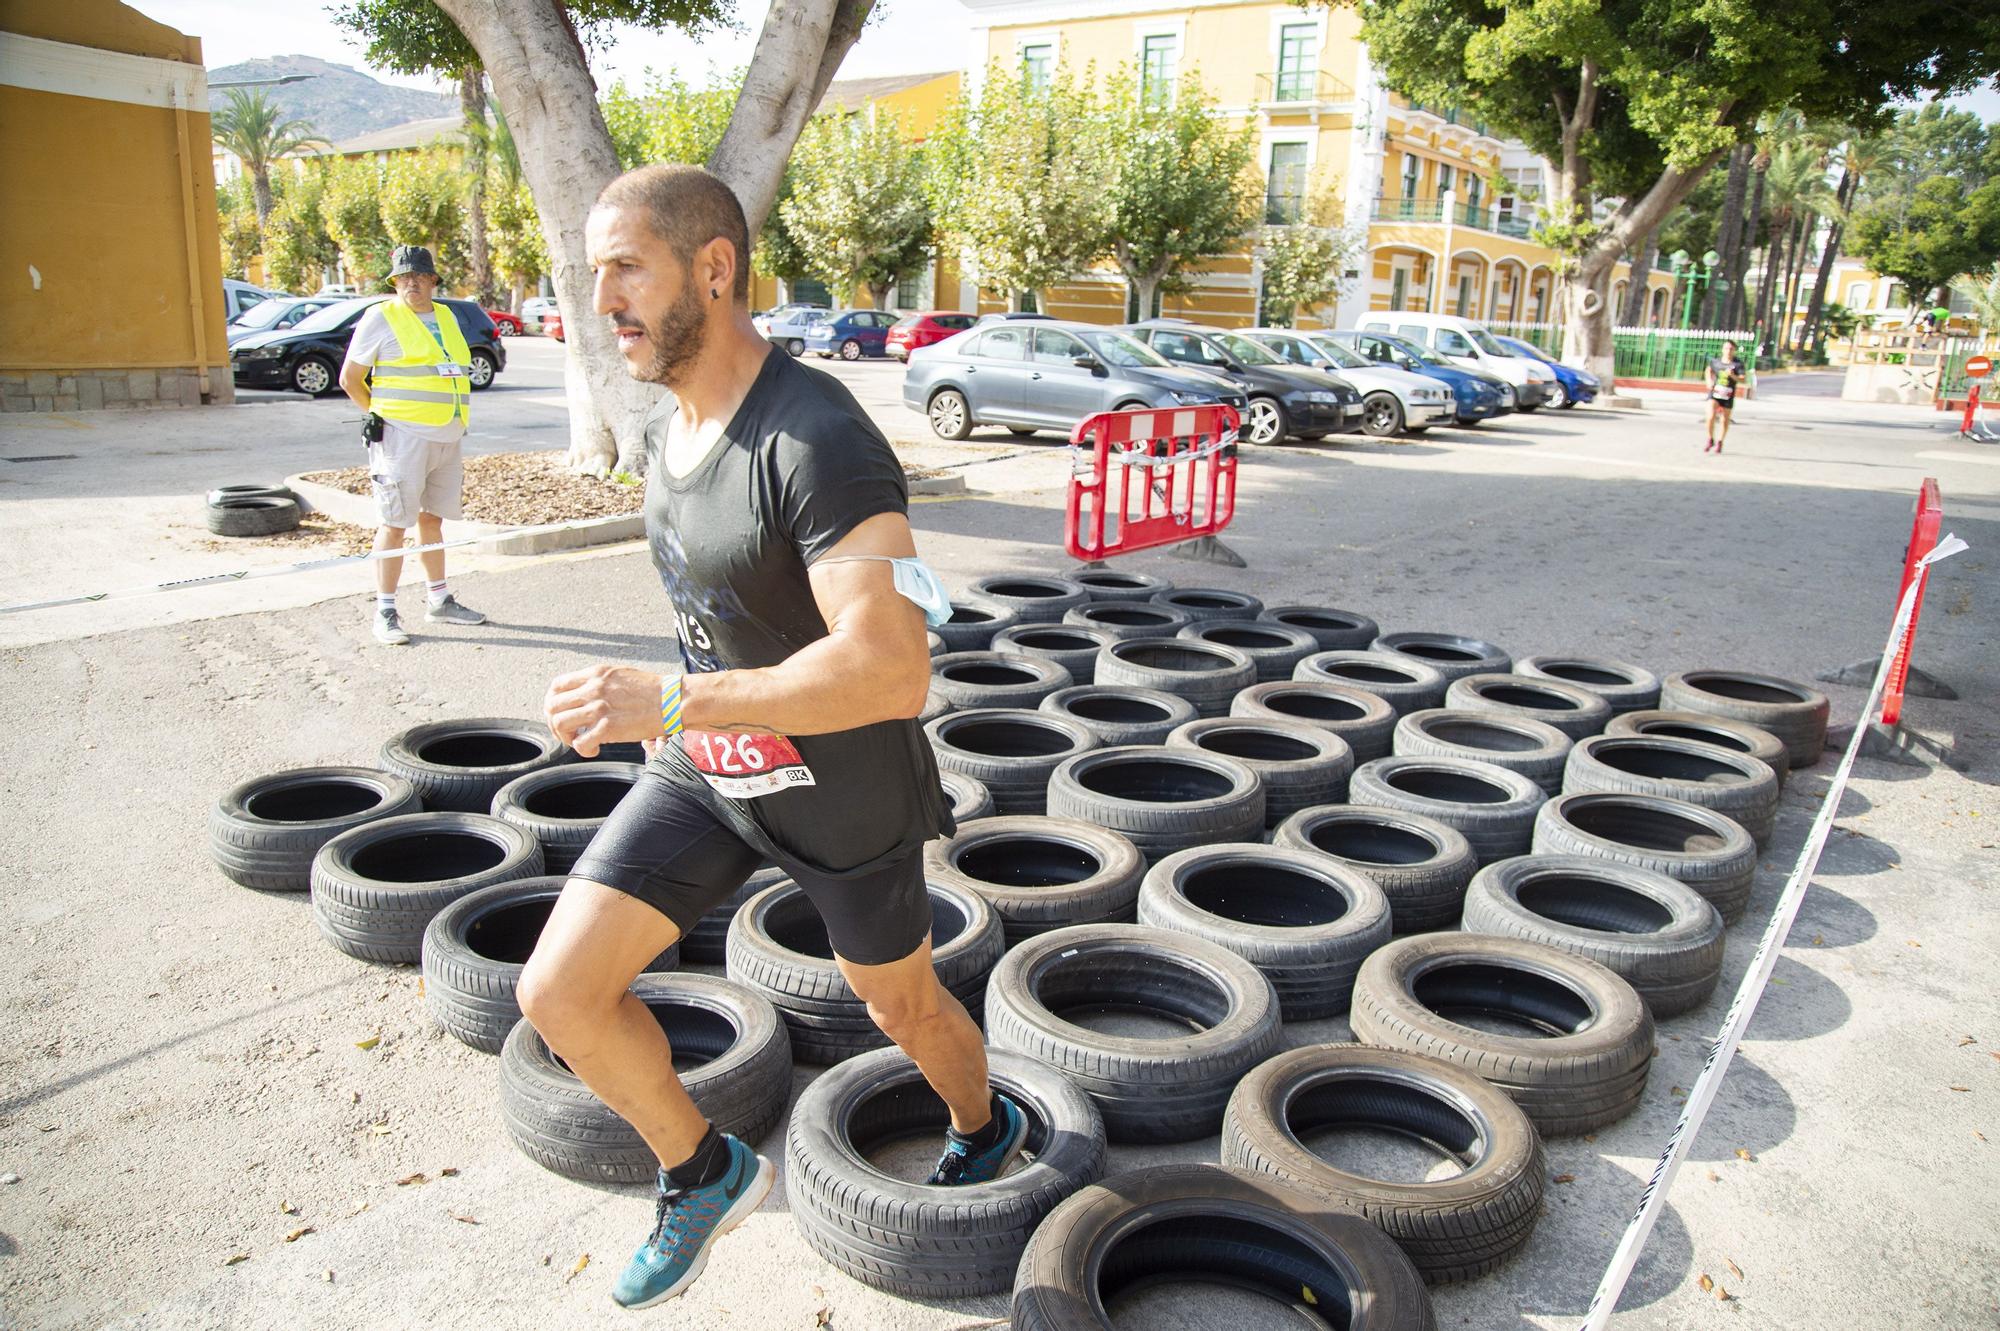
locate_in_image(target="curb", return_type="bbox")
[907,473,967,495]
[283,473,646,556]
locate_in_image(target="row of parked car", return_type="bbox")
[882,310,1601,444]
[225,289,509,396]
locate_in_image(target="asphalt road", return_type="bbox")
[1,345,1996,1330]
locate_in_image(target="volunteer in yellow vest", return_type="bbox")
[339,244,487,646]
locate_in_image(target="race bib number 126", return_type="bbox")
[680,728,816,798]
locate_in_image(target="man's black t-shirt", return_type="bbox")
[1708,357,1746,404]
[642,346,951,876]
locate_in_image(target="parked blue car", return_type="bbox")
[805,309,900,360]
[1324,330,1513,425]
[1492,335,1599,408]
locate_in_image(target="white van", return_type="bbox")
[1358,312,1554,411]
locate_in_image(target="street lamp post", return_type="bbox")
[1672,249,1722,331]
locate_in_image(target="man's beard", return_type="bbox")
[620,282,707,386]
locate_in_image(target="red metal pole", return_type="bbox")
[1962,383,1981,435]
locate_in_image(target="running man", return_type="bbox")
[521,164,1021,1311]
[1704,338,1748,454]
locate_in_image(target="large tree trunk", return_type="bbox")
[1728,157,1766,330]
[460,69,494,306]
[1134,272,1162,323]
[1801,216,1844,352]
[1620,229,1658,326]
[1782,212,1814,351]
[251,169,274,227]
[1756,218,1789,357]
[1704,145,1749,326]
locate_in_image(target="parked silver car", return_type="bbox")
[759,304,831,354]
[902,320,1246,441]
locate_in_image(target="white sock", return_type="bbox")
[376,592,397,615]
[427,579,449,607]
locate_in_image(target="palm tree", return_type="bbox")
[1753,131,1833,353]
[1799,134,1882,352]
[211,89,329,227]
[1965,266,2000,335]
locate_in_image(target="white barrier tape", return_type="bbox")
[0,514,641,616]
[1577,532,1966,1330]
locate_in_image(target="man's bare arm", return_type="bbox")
[340,361,371,411]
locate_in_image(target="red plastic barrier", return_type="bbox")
[1064,404,1240,561]
[1882,478,1943,726]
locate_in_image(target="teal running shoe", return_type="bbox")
[611,1134,773,1310]
[927,1094,1028,1186]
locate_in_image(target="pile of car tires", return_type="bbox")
[207,566,1831,1322]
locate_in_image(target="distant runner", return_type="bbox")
[520,164,1023,1311]
[1705,338,1747,454]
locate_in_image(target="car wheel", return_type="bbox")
[928,388,973,441]
[1362,393,1405,437]
[468,350,497,390]
[1008,427,1037,437]
[1517,399,1541,413]
[786,338,805,357]
[291,355,336,396]
[1244,396,1287,444]
[840,339,862,361]
[1546,381,1569,409]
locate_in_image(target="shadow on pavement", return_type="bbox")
[1738,954,1853,1043]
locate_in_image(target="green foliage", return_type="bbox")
[601,72,741,171]
[211,88,329,223]
[780,110,933,304]
[487,170,548,290]
[752,172,815,285]
[1653,164,1728,267]
[265,166,344,293]
[323,157,393,290]
[218,205,263,281]
[1818,302,1868,339]
[333,0,730,80]
[1854,105,1992,224]
[380,146,469,283]
[925,62,1113,304]
[1963,270,2000,332]
[1851,174,2000,309]
[1529,204,1605,276]
[1103,72,1261,299]
[1257,217,1363,325]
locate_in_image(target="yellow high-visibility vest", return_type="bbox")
[369,298,472,428]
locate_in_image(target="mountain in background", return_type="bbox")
[207,55,453,144]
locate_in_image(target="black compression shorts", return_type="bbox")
[568,766,933,967]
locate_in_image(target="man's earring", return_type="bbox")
[711,288,719,300]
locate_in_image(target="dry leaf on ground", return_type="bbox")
[284,1226,313,1243]
[279,1200,298,1215]
[1698,1273,1714,1293]
[397,1173,426,1186]
[1552,1174,1576,1184]
[1735,1148,1755,1162]
[565,1253,590,1283]
[355,1036,381,1051]
[452,1213,480,1225]
[223,1252,249,1266]
[1727,1258,1745,1280]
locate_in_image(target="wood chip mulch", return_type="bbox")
[301,451,645,526]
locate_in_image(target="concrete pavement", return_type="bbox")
[0,346,1996,1330]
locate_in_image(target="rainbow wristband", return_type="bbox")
[660,675,685,739]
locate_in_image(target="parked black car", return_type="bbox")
[230,296,506,396]
[1120,320,1364,443]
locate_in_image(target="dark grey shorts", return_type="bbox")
[568,766,933,967]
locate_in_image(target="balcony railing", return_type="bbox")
[1408,102,1492,137]
[1257,69,1354,105]
[1371,196,1544,237]
[1372,197,1446,223]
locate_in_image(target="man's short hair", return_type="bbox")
[1720,339,1737,350]
[595,164,753,301]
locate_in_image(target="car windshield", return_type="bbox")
[1080,330,1170,368]
[232,298,295,330]
[1303,336,1371,370]
[1468,326,1510,356]
[1210,332,1283,365]
[1507,339,1554,364]
[1368,334,1437,368]
[292,297,379,334]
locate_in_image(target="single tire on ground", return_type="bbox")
[1062,601,1194,641]
[1349,756,1546,865]
[1461,856,1725,1017]
[991,624,1114,686]
[680,863,791,965]
[1606,710,1789,788]
[1515,654,1661,714]
[1138,845,1391,1019]
[1532,792,1759,923]
[1233,680,1397,762]
[1259,604,1380,651]
[421,875,677,1052]
[1151,587,1265,623]
[1167,717,1352,827]
[926,708,1098,816]
[1372,631,1511,684]
[926,631,945,658]
[925,815,1144,943]
[1221,1044,1545,1283]
[985,924,1282,1142]
[1040,684,1197,747]
[1444,673,1614,741]
[1564,733,1780,847]
[380,717,574,814]
[966,574,1091,624]
[1095,637,1256,717]
[1296,650,1447,714]
[311,811,544,963]
[1046,746,1263,863]
[1012,1163,1436,1331]
[934,595,1020,652]
[490,762,641,875]
[1065,567,1172,603]
[499,973,793,1182]
[1659,670,1830,769]
[1273,804,1479,934]
[1178,619,1321,683]
[726,878,1003,1064]
[210,766,421,891]
[787,1047,1108,1298]
[929,651,1073,711]
[938,771,996,825]
[206,494,302,537]
[206,483,298,508]
[1393,709,1572,796]
[1350,932,1655,1137]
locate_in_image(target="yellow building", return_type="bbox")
[1,0,231,410]
[959,0,1675,330]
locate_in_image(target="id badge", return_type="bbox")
[680,729,815,798]
[1715,382,1734,400]
[436,362,468,379]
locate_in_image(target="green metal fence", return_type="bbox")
[1935,337,2000,400]
[1484,321,1561,354]
[1612,328,1753,382]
